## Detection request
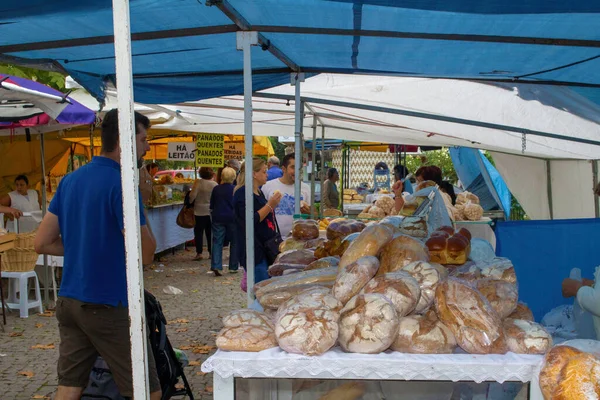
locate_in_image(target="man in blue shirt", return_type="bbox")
[35,109,161,400]
[266,156,283,181]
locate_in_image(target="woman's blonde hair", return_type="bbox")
[220,167,237,184]
[234,158,266,192]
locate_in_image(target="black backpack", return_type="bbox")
[82,291,194,400]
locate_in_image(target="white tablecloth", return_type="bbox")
[146,204,194,253]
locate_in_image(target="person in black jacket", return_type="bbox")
[209,167,239,277]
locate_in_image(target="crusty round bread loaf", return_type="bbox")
[275,286,341,322]
[435,277,506,354]
[291,219,320,241]
[259,283,335,310]
[540,345,600,400]
[503,319,552,355]
[378,235,430,276]
[275,306,340,356]
[338,224,394,271]
[361,271,421,317]
[304,256,340,271]
[479,258,517,284]
[274,249,317,266]
[326,218,366,241]
[508,302,534,322]
[216,325,278,352]
[222,309,274,330]
[402,261,441,314]
[450,263,481,282]
[338,293,399,354]
[430,262,449,280]
[332,256,380,305]
[476,279,518,319]
[398,216,428,238]
[391,311,457,354]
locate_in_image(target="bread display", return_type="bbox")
[275,286,342,321]
[322,208,343,217]
[275,306,340,356]
[368,205,386,218]
[222,309,274,330]
[462,202,484,221]
[374,196,396,216]
[343,189,365,204]
[332,256,380,305]
[401,261,442,314]
[539,345,600,400]
[326,218,366,241]
[338,224,394,271]
[479,258,517,284]
[304,256,340,271]
[274,249,317,266]
[502,319,552,355]
[361,271,420,317]
[398,216,428,238]
[434,277,506,354]
[216,325,278,352]
[378,235,430,276]
[508,302,534,322]
[456,191,480,205]
[338,294,399,354]
[476,279,518,319]
[425,226,471,265]
[391,310,457,354]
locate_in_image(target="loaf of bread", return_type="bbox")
[402,261,442,314]
[456,191,479,205]
[391,310,457,354]
[398,216,428,238]
[539,345,600,400]
[425,226,471,265]
[338,293,399,353]
[274,249,317,266]
[375,196,396,216]
[322,208,343,217]
[275,306,340,356]
[399,200,419,217]
[508,302,534,322]
[326,218,366,241]
[290,219,320,241]
[275,286,341,321]
[361,271,420,317]
[476,279,518,319]
[268,263,307,277]
[463,202,484,221]
[503,319,552,355]
[369,206,386,218]
[222,309,274,330]
[430,262,449,280]
[259,284,336,310]
[255,267,338,300]
[332,256,380,305]
[279,238,308,253]
[378,235,430,276]
[338,224,394,271]
[449,263,481,282]
[304,256,340,271]
[479,258,517,284]
[380,215,403,229]
[216,325,278,352]
[435,277,506,354]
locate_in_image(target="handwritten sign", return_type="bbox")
[167,142,196,161]
[196,134,224,168]
[224,143,244,159]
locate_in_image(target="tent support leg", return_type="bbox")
[292,73,305,215]
[310,116,317,217]
[593,160,599,218]
[112,0,149,397]
[237,31,258,307]
[39,133,50,306]
[546,160,553,220]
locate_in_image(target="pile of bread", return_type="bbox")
[358,196,396,219]
[217,219,553,358]
[343,189,365,204]
[444,191,484,222]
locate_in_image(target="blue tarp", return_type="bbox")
[1,1,599,104]
[449,147,511,216]
[496,218,600,321]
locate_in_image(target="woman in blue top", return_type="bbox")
[209,167,239,277]
[233,158,282,285]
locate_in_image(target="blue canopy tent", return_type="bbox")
[3,1,600,395]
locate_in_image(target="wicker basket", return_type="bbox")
[13,231,37,249]
[1,248,38,272]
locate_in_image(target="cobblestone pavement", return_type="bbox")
[0,246,243,399]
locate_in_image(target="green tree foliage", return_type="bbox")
[269,136,286,161]
[0,63,67,92]
[404,149,458,183]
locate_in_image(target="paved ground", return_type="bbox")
[0,246,242,399]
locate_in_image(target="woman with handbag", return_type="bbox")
[233,158,282,285]
[209,167,239,277]
[189,167,217,260]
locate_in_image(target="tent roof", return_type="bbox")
[1,1,600,105]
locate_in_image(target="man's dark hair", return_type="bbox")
[282,153,295,168]
[199,167,214,180]
[14,175,29,185]
[146,162,159,173]
[439,181,457,205]
[327,168,338,180]
[393,165,409,180]
[101,109,151,153]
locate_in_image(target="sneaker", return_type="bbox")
[229,270,239,274]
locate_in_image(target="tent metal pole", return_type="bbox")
[310,116,317,217]
[321,125,325,186]
[39,133,49,305]
[292,73,305,215]
[593,160,599,218]
[112,0,149,397]
[237,31,258,307]
[546,161,554,220]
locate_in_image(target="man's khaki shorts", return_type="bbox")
[55,296,161,397]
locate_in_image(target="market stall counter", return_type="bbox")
[201,348,544,400]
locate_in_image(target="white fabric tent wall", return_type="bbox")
[550,160,596,219]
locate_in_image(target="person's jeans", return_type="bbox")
[194,215,212,255]
[211,221,239,271]
[254,259,270,284]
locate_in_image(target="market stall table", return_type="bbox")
[202,347,544,400]
[146,203,195,253]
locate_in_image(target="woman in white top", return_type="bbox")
[0,175,41,232]
[189,167,217,261]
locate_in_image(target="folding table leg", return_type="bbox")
[0,255,6,328]
[213,374,234,400]
[529,379,543,400]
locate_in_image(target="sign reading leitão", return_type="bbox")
[196,134,225,168]
[167,142,196,161]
